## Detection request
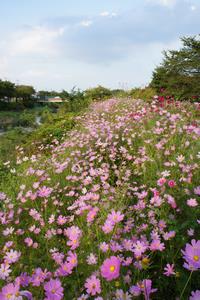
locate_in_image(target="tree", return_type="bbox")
[37,90,58,100]
[15,85,36,104]
[59,90,70,100]
[84,86,112,101]
[151,35,200,100]
[0,79,15,101]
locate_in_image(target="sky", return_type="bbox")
[0,0,199,91]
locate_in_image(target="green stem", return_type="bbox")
[180,271,193,299]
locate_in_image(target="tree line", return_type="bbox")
[150,35,200,100]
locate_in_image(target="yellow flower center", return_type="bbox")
[110,265,115,272]
[51,289,56,294]
[140,284,145,289]
[193,255,199,261]
[142,257,150,264]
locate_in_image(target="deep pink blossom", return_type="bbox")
[84,275,101,296]
[100,256,120,281]
[44,279,64,300]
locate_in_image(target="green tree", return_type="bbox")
[60,90,70,100]
[37,90,58,100]
[0,79,15,101]
[15,85,36,105]
[151,35,200,100]
[84,85,112,101]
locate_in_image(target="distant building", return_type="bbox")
[47,96,63,103]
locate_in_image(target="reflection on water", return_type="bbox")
[0,115,42,136]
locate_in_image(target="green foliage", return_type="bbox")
[151,35,200,100]
[37,90,59,100]
[111,89,129,98]
[15,85,36,106]
[0,79,15,101]
[129,86,156,100]
[84,85,112,101]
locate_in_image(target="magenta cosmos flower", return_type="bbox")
[107,210,124,225]
[44,279,64,300]
[84,275,101,296]
[163,264,175,276]
[190,290,200,300]
[182,239,200,270]
[100,256,120,281]
[141,279,157,299]
[0,282,32,300]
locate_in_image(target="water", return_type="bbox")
[0,129,5,136]
[0,115,42,136]
[35,116,42,125]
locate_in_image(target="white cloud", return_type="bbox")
[148,0,177,7]
[10,26,64,56]
[80,20,93,27]
[100,11,110,17]
[99,11,118,17]
[190,5,196,11]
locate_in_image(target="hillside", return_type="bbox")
[0,97,199,300]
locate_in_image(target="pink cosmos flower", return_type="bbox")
[115,289,132,300]
[84,275,101,296]
[133,241,148,258]
[141,279,157,299]
[99,242,109,252]
[0,192,6,200]
[166,195,177,209]
[100,256,120,281]
[30,268,50,286]
[0,263,11,280]
[150,239,165,251]
[67,238,80,250]
[194,186,200,196]
[44,278,64,300]
[157,178,166,186]
[107,210,124,224]
[4,249,21,264]
[57,215,67,225]
[67,251,78,267]
[0,282,32,300]
[24,237,33,247]
[38,186,53,198]
[65,226,82,240]
[163,231,176,240]
[190,290,200,300]
[56,261,73,277]
[87,207,99,223]
[163,264,175,276]
[187,199,198,207]
[51,252,64,265]
[86,253,97,265]
[130,285,141,296]
[182,239,200,270]
[19,272,31,287]
[102,220,114,234]
[168,180,176,188]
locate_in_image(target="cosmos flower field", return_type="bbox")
[0,97,199,299]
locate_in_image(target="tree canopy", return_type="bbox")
[0,80,15,100]
[151,35,200,100]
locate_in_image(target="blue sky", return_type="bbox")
[0,0,199,91]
